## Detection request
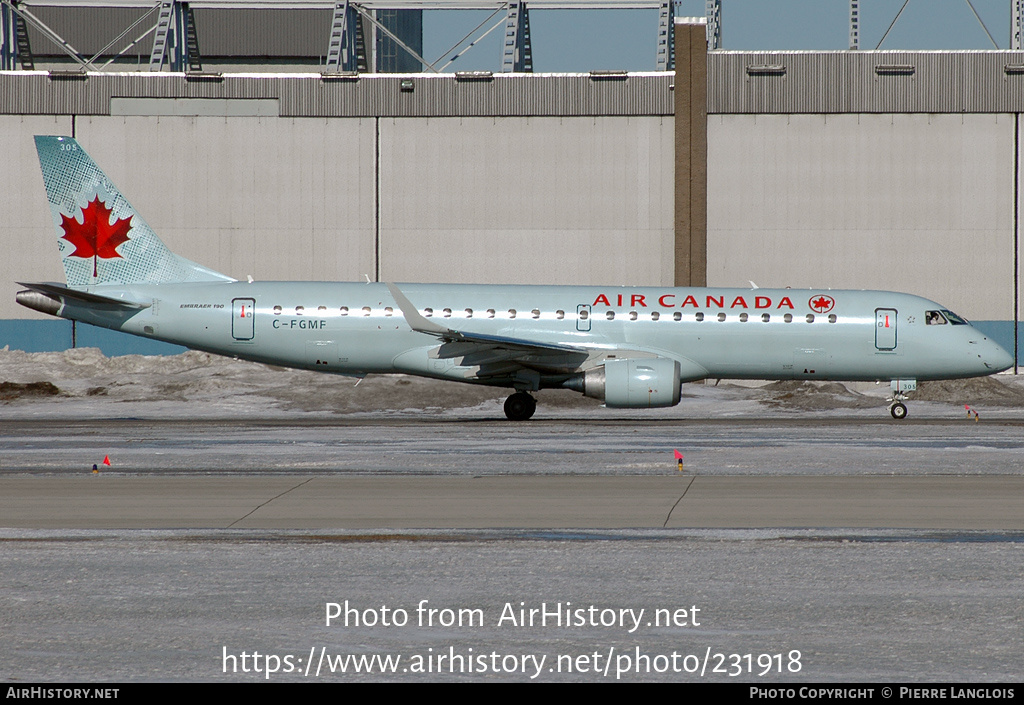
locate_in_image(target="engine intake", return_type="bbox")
[574,357,682,408]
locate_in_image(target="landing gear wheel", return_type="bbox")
[890,402,908,420]
[504,392,537,421]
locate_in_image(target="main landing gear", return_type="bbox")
[504,392,537,421]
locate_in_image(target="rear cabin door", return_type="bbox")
[875,308,897,350]
[232,298,256,341]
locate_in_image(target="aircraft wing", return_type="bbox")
[386,282,587,357]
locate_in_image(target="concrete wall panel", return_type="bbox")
[74,116,378,285]
[378,116,675,286]
[707,113,1015,323]
[0,115,74,320]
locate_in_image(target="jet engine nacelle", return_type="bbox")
[579,357,682,408]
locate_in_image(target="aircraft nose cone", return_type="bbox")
[984,339,1015,373]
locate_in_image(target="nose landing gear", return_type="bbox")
[886,379,915,420]
[504,392,537,421]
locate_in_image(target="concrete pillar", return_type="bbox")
[673,18,707,287]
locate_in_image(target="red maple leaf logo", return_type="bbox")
[60,197,133,278]
[809,295,835,313]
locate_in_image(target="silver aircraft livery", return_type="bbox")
[17,136,1015,420]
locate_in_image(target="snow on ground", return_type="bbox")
[0,347,1021,420]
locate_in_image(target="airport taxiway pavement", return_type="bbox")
[1,416,1022,530]
[3,410,1022,681]
[3,475,1024,530]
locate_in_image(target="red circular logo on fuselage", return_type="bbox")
[809,295,835,313]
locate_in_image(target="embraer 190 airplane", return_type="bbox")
[16,136,1015,420]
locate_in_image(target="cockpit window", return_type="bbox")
[925,310,947,325]
[942,309,968,325]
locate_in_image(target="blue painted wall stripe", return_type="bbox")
[0,320,186,356]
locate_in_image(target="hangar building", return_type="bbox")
[0,4,1019,367]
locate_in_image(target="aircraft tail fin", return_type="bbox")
[34,135,234,287]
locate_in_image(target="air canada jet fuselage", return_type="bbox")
[16,136,1016,420]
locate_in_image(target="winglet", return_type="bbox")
[386,282,588,355]
[386,282,454,337]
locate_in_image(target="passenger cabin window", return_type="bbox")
[828,314,837,323]
[739,313,748,322]
[465,309,473,318]
[340,306,348,315]
[532,309,540,319]
[926,310,948,325]
[295,306,304,315]
[443,308,452,318]
[651,311,660,321]
[761,313,770,322]
[273,305,282,315]
[318,306,327,313]
[695,312,704,322]
[673,312,682,321]
[784,313,792,323]
[806,314,815,323]
[384,307,393,316]
[629,311,638,321]
[487,309,496,318]
[579,309,589,320]
[361,306,371,316]
[424,308,433,317]
[556,310,565,320]
[717,313,726,322]
[606,311,615,320]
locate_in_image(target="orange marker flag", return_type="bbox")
[102,455,111,466]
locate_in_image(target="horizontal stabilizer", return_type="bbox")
[16,282,151,310]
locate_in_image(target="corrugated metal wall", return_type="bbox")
[0,73,675,117]
[7,52,1024,116]
[708,51,1024,114]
